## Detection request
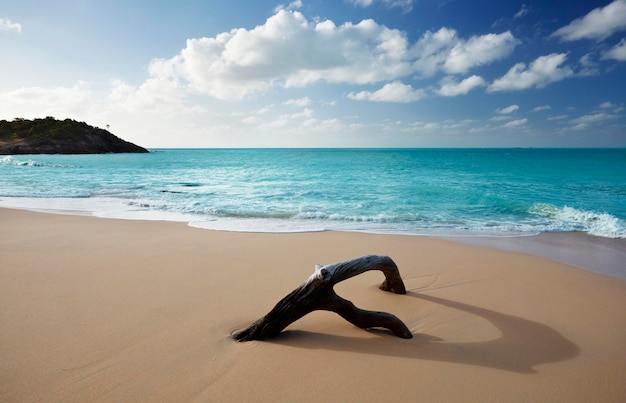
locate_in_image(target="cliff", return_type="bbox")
[0,117,149,154]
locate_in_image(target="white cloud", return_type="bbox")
[255,105,274,115]
[552,0,626,41]
[349,0,375,6]
[514,4,529,19]
[376,119,440,134]
[0,18,21,32]
[533,105,552,112]
[413,28,519,76]
[348,0,415,12]
[107,76,201,116]
[0,83,93,118]
[578,53,600,76]
[569,112,619,130]
[109,10,520,103]
[348,81,426,103]
[602,38,626,61]
[284,18,414,87]
[443,31,519,74]
[547,114,568,121]
[283,97,311,107]
[488,53,574,92]
[436,75,485,96]
[441,119,475,129]
[599,101,614,109]
[502,118,528,128]
[410,27,457,77]
[278,108,314,120]
[596,102,625,113]
[489,115,512,122]
[496,104,519,114]
[146,11,424,100]
[570,113,618,124]
[274,0,303,12]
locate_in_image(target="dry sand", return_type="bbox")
[1,208,625,402]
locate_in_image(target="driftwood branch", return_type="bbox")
[233,255,412,341]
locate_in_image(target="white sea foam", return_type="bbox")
[2,196,624,238]
[0,196,197,223]
[0,196,133,216]
[0,155,78,168]
[0,156,37,166]
[94,209,202,222]
[189,217,329,233]
[529,203,626,238]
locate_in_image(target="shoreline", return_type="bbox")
[2,205,625,280]
[442,232,626,280]
[2,208,625,401]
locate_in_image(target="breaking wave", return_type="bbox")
[529,203,626,238]
[0,156,79,168]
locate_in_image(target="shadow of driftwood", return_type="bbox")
[271,292,580,374]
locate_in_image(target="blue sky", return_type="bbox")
[1,0,625,147]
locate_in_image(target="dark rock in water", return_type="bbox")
[0,117,149,154]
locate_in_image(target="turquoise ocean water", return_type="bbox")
[1,148,625,238]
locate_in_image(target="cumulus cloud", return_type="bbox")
[107,76,201,116]
[551,0,626,41]
[146,11,422,100]
[488,53,574,92]
[443,31,519,74]
[410,28,457,76]
[138,10,518,101]
[496,104,519,114]
[347,81,426,103]
[274,0,303,12]
[413,28,519,76]
[436,75,485,96]
[0,18,21,32]
[602,38,626,61]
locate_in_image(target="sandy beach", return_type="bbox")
[1,208,625,402]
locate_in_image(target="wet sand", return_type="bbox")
[444,232,626,279]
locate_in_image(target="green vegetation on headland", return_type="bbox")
[0,117,148,154]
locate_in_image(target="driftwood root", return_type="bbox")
[233,255,412,341]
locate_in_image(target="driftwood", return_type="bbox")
[233,255,412,341]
